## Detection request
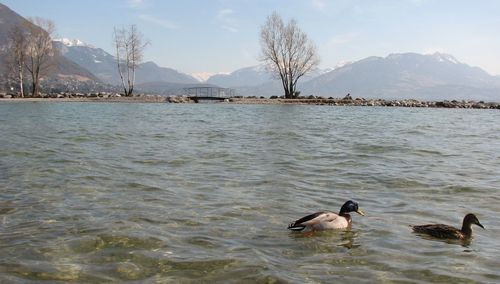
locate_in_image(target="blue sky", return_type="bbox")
[3,0,500,77]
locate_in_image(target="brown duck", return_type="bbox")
[411,213,484,240]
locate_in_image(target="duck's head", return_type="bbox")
[339,200,365,216]
[464,213,484,229]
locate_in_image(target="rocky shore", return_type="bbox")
[1,92,499,109]
[226,96,500,109]
[0,92,167,103]
[167,94,500,109]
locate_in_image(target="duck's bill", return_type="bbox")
[477,222,485,229]
[356,209,365,216]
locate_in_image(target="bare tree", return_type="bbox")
[260,12,319,99]
[6,26,28,97]
[113,25,148,96]
[24,17,56,97]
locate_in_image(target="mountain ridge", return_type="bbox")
[0,3,101,88]
[1,2,500,100]
[54,39,200,86]
[300,52,500,100]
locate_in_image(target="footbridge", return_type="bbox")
[184,87,235,102]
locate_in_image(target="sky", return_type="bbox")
[3,0,500,77]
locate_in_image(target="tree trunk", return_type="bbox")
[31,68,39,97]
[31,82,36,97]
[18,63,24,98]
[284,89,291,99]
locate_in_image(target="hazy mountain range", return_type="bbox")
[54,39,199,86]
[301,53,500,100]
[0,3,99,85]
[1,2,499,100]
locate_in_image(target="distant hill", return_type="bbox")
[0,3,35,43]
[206,65,332,97]
[136,61,199,84]
[207,66,272,87]
[228,53,500,101]
[301,53,500,101]
[54,39,199,86]
[0,3,100,85]
[207,65,330,88]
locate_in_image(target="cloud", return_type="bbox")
[221,25,238,33]
[128,0,146,8]
[407,0,427,5]
[311,0,327,9]
[217,8,238,33]
[138,14,179,30]
[217,8,234,18]
[327,33,359,45]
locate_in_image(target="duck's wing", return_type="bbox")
[288,211,338,231]
[412,224,462,239]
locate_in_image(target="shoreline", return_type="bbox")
[226,97,500,109]
[0,96,167,103]
[1,95,500,109]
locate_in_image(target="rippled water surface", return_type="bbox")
[1,102,499,283]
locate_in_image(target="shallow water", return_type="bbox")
[0,102,499,283]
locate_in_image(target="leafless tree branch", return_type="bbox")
[113,25,149,96]
[24,17,56,97]
[260,12,319,99]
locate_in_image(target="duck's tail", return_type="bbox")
[287,222,305,231]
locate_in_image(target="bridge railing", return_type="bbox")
[184,87,235,98]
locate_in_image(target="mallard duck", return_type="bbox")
[287,200,364,231]
[411,213,484,240]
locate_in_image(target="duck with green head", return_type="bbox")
[288,200,365,231]
[411,213,484,240]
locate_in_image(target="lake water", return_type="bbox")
[0,102,499,283]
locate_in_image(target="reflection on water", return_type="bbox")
[412,232,473,248]
[288,229,360,250]
[1,103,500,282]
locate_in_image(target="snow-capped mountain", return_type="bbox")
[53,38,93,48]
[54,39,199,85]
[191,72,227,82]
[301,52,500,100]
[228,53,500,100]
[0,4,100,84]
[429,52,461,64]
